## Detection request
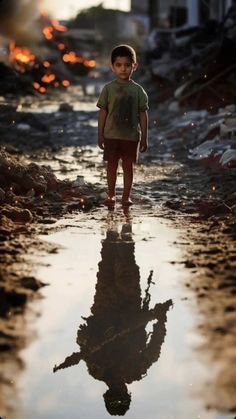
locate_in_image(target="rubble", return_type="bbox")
[188,113,236,168]
[0,146,103,221]
[146,14,236,111]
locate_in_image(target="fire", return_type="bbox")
[43,26,54,40]
[63,51,83,63]
[9,41,35,72]
[61,80,70,87]
[43,61,50,68]
[51,19,67,32]
[84,59,96,68]
[63,52,96,68]
[57,43,65,51]
[41,74,56,83]
[7,10,96,93]
[33,82,40,90]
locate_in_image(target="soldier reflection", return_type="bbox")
[54,213,173,416]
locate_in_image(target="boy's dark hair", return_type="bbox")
[111,44,136,64]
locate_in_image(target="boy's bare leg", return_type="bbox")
[122,159,134,204]
[107,158,119,200]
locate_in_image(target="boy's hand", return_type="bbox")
[98,136,104,150]
[140,139,148,153]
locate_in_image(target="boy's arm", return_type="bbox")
[139,110,148,152]
[53,351,82,372]
[98,108,108,150]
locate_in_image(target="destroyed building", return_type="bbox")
[137,0,236,111]
[131,0,233,28]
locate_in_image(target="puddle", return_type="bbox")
[7,208,233,419]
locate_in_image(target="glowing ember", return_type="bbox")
[51,19,67,32]
[9,41,35,72]
[33,82,40,90]
[63,52,96,68]
[61,80,70,87]
[41,74,56,83]
[57,43,65,50]
[43,61,50,68]
[84,59,96,68]
[43,26,54,40]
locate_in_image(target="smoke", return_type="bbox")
[0,0,43,45]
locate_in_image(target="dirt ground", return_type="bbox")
[0,85,235,415]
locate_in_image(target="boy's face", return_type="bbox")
[111,56,137,82]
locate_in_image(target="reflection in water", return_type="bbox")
[54,211,173,416]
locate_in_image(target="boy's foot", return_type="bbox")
[121,199,133,206]
[104,196,116,206]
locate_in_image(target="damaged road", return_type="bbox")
[0,85,236,416]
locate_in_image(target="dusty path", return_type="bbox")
[0,88,236,416]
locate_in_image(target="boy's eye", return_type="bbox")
[116,63,131,68]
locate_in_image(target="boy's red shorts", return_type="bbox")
[103,138,139,163]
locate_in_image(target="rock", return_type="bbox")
[219,149,236,168]
[72,175,85,187]
[2,207,33,223]
[59,103,74,112]
[20,276,46,291]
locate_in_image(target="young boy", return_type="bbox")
[97,44,148,206]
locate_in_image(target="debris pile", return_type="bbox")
[188,114,236,169]
[146,5,236,112]
[0,146,103,226]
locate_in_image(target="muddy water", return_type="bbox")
[9,209,232,419]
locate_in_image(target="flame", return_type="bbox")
[41,73,56,83]
[9,41,35,72]
[57,43,65,50]
[62,52,96,68]
[61,80,70,87]
[43,61,50,68]
[43,26,54,40]
[51,19,67,32]
[84,59,96,68]
[7,10,96,94]
[33,82,40,90]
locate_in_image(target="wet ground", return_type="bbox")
[0,84,236,418]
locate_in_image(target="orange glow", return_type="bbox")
[33,82,40,90]
[39,86,46,93]
[84,59,96,68]
[62,51,96,68]
[9,41,35,72]
[57,43,65,50]
[43,61,50,68]
[41,74,56,83]
[62,80,70,87]
[51,19,67,32]
[43,26,54,40]
[63,51,77,63]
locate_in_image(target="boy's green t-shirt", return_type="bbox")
[97,79,148,142]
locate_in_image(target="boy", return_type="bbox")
[97,44,148,206]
